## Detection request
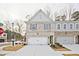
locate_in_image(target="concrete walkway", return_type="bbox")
[6,45,62,56]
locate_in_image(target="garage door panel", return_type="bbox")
[28,37,48,45]
[56,37,74,44]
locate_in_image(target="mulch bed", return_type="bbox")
[50,44,71,51]
[53,47,70,51]
[3,44,24,51]
[63,54,79,56]
[0,54,6,56]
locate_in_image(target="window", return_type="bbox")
[70,24,73,29]
[44,24,51,30]
[57,24,60,29]
[30,24,37,30]
[76,24,79,29]
[63,24,66,29]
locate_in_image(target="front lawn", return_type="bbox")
[3,44,24,51]
[63,54,79,56]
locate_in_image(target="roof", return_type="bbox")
[27,9,53,23]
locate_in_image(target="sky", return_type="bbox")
[0,3,79,35]
[0,3,79,23]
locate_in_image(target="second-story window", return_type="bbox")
[63,24,66,29]
[44,24,51,30]
[57,24,61,29]
[76,24,79,29]
[70,24,73,29]
[30,24,37,30]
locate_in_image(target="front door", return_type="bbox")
[50,36,53,45]
[77,35,79,44]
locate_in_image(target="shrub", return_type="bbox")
[52,45,56,48]
[56,43,60,45]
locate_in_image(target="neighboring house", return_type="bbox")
[25,9,79,45]
[0,23,7,42]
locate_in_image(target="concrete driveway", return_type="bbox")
[6,45,62,56]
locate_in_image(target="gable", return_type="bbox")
[28,9,53,22]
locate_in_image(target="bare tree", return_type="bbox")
[59,9,67,21]
[67,4,75,20]
[61,15,66,21]
[16,20,24,33]
[44,6,52,18]
[54,4,75,21]
[4,20,12,30]
[54,11,60,21]
[71,11,79,21]
[44,6,67,21]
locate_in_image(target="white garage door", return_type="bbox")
[28,37,48,45]
[56,36,74,44]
